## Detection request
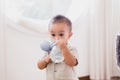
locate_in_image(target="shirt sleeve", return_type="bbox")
[69,46,79,64]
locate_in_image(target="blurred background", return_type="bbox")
[0,0,120,80]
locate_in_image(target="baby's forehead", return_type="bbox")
[49,23,71,32]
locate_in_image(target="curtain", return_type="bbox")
[0,0,6,80]
[89,0,112,79]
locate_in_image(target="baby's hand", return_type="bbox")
[56,39,66,50]
[45,55,52,63]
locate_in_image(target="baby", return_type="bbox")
[37,15,79,80]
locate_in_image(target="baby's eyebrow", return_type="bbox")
[50,31,65,33]
[50,31,55,33]
[59,31,65,33]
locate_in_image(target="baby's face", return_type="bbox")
[49,23,72,43]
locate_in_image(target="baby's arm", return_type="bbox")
[57,40,78,66]
[61,45,78,66]
[37,55,52,69]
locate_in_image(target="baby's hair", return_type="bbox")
[48,15,72,31]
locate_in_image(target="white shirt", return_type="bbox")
[44,44,79,80]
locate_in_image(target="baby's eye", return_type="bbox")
[51,34,55,37]
[59,34,64,37]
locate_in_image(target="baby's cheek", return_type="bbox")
[60,39,67,44]
[50,37,55,41]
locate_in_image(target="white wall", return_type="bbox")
[0,17,6,80]
[4,26,47,80]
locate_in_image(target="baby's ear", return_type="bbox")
[69,32,73,38]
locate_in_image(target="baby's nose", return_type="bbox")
[55,36,60,40]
